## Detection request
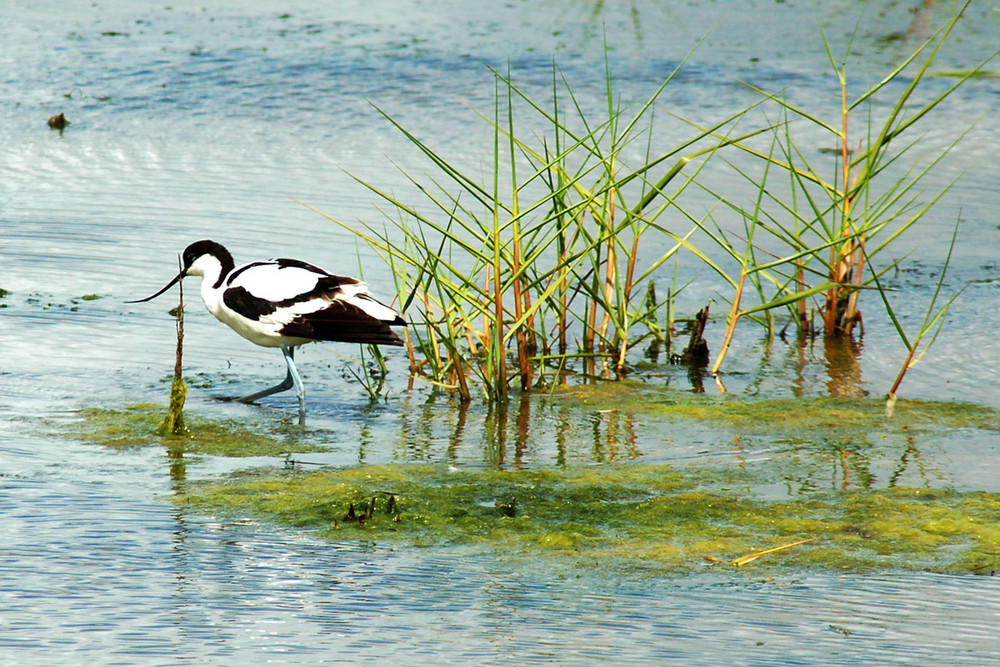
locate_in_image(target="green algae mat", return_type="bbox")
[71,403,325,457]
[175,463,1000,574]
[69,394,1000,574]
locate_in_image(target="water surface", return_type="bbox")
[2,0,1000,662]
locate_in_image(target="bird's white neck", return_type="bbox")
[186,254,229,312]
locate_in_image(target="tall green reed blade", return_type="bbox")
[867,215,967,417]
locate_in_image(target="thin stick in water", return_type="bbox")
[160,256,187,436]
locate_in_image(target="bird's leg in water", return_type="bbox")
[238,346,297,404]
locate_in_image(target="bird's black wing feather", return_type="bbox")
[278,299,405,346]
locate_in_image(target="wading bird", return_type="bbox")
[130,239,405,423]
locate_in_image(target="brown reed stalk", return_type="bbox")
[710,270,746,377]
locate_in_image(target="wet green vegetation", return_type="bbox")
[160,380,187,437]
[72,404,325,457]
[552,382,1000,434]
[159,373,241,389]
[160,286,187,436]
[70,392,1000,574]
[176,462,1000,575]
[17,292,105,312]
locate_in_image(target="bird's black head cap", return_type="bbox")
[182,239,233,274]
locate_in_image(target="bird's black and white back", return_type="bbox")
[180,240,405,349]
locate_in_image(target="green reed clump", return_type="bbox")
[317,50,765,402]
[697,0,994,378]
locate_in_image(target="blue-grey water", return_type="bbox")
[3,0,1000,663]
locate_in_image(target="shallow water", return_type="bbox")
[3,0,1000,662]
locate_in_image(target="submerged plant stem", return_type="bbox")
[160,261,187,436]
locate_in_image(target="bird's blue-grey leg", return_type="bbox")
[238,346,296,404]
[280,345,307,425]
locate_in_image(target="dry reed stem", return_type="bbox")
[512,223,531,390]
[617,218,643,374]
[598,174,617,346]
[710,270,747,377]
[420,291,443,375]
[730,537,817,567]
[403,327,418,376]
[491,233,507,397]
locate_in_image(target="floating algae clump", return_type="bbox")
[72,404,325,458]
[554,382,1000,435]
[176,463,1000,574]
[159,376,187,436]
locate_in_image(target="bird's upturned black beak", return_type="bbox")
[127,271,184,303]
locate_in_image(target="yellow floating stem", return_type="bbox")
[730,537,817,567]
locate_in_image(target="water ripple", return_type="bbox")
[3,0,1000,663]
